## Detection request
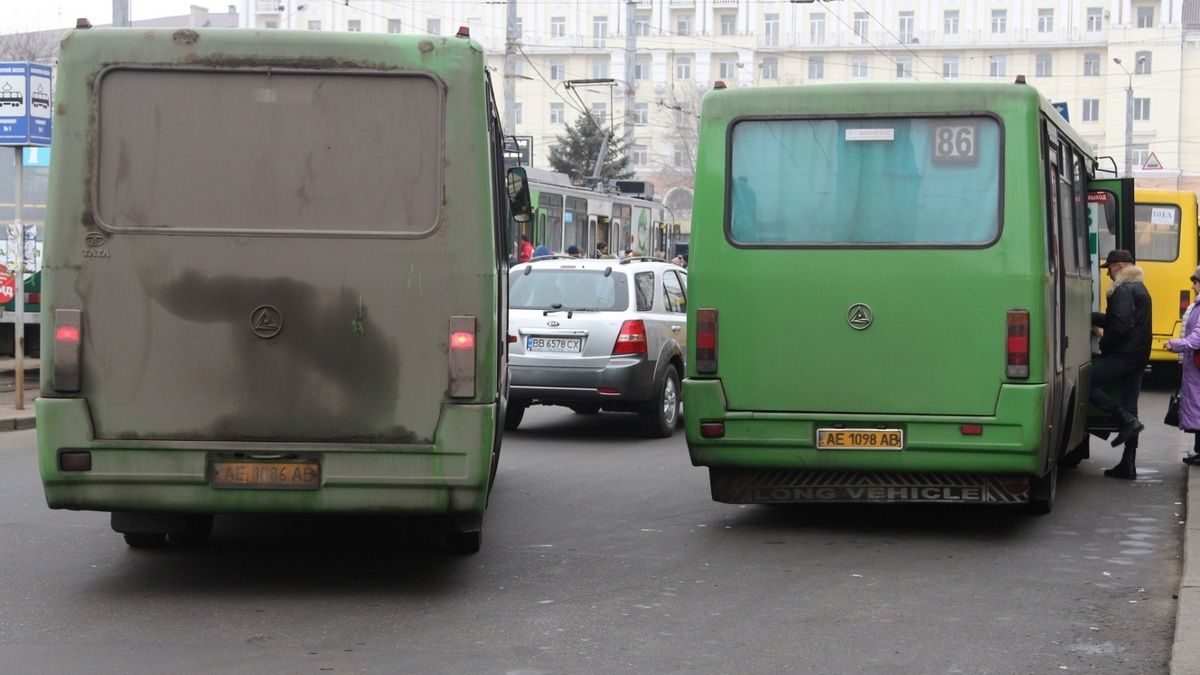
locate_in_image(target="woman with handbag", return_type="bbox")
[1165,267,1200,464]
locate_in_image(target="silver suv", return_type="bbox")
[506,256,688,437]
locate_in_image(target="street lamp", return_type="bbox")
[1113,56,1146,177]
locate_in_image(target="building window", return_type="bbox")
[1134,97,1151,120]
[944,10,959,35]
[989,54,1006,78]
[264,20,278,29]
[307,20,321,30]
[808,56,825,80]
[852,56,868,79]
[763,13,779,46]
[761,57,778,80]
[551,16,565,38]
[896,56,912,79]
[811,13,825,45]
[1086,8,1103,32]
[1036,53,1053,77]
[593,57,609,79]
[1132,144,1150,168]
[898,11,914,44]
[1083,53,1100,76]
[632,144,648,166]
[1037,9,1054,33]
[991,10,1006,34]
[676,12,692,36]
[719,58,737,80]
[635,56,651,81]
[634,103,649,124]
[1137,6,1154,28]
[720,13,737,36]
[593,16,608,47]
[426,18,440,35]
[591,102,607,126]
[854,12,869,42]
[1082,99,1100,122]
[1135,51,1152,74]
[348,19,361,32]
[942,55,959,79]
[673,145,687,167]
[550,60,565,81]
[636,12,650,37]
[676,56,692,80]
[550,103,564,124]
[514,103,522,125]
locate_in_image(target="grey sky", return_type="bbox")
[2,1,221,34]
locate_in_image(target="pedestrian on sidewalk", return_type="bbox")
[1166,267,1200,464]
[1090,249,1153,479]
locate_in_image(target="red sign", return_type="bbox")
[1087,192,1109,204]
[0,273,14,304]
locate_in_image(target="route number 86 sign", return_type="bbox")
[931,123,978,166]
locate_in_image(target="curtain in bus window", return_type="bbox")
[729,117,1000,245]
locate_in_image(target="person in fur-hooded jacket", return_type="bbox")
[1090,249,1152,479]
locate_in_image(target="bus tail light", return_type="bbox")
[1182,290,1191,318]
[700,421,725,438]
[448,316,476,398]
[54,309,82,393]
[696,308,718,374]
[1006,309,1030,379]
[612,320,647,356]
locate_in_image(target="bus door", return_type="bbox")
[1086,177,1135,436]
[1044,130,1068,459]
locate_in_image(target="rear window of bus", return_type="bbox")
[1134,203,1182,262]
[94,69,443,235]
[510,269,630,311]
[727,116,1001,246]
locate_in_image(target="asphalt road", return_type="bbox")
[0,388,1187,674]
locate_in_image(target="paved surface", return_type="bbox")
[0,356,38,431]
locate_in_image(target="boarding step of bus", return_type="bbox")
[709,468,1032,505]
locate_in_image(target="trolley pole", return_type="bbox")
[503,0,518,133]
[623,0,638,155]
[13,148,24,411]
[113,0,131,27]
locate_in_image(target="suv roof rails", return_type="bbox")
[619,256,668,265]
[528,254,576,262]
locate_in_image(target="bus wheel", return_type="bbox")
[441,515,483,555]
[640,365,680,438]
[123,532,167,548]
[167,515,214,547]
[1058,436,1089,469]
[1028,465,1057,515]
[504,403,526,431]
[570,404,600,415]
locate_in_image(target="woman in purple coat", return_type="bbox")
[1166,267,1200,464]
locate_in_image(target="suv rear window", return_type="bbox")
[510,269,630,311]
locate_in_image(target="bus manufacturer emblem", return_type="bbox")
[847,303,873,330]
[250,305,283,339]
[84,232,106,247]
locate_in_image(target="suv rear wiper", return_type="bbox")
[543,307,600,318]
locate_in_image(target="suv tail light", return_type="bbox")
[696,308,718,374]
[55,309,82,393]
[448,316,476,397]
[612,320,647,356]
[1006,309,1030,379]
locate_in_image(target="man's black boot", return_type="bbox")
[1111,413,1144,447]
[1104,445,1137,480]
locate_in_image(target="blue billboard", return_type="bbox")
[0,62,53,146]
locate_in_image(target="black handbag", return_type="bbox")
[1165,391,1181,427]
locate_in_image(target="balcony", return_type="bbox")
[712,0,739,6]
[669,0,695,7]
[255,0,279,12]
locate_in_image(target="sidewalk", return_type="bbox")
[0,356,38,431]
[1175,468,1200,674]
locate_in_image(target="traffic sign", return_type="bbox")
[1051,101,1069,122]
[1142,152,1164,171]
[0,62,52,146]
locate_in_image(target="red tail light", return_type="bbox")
[612,320,647,356]
[448,316,476,397]
[700,421,726,438]
[1006,309,1030,379]
[696,308,718,374]
[54,309,82,393]
[1182,290,1191,318]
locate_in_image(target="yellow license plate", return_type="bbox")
[211,461,321,490]
[816,428,904,450]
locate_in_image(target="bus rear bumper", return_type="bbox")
[682,378,1044,476]
[36,398,496,515]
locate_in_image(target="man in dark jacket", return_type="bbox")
[1090,249,1153,479]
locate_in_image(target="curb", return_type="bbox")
[1174,468,1200,674]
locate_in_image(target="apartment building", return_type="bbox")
[246,0,1200,196]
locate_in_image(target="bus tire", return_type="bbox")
[1028,465,1057,515]
[504,403,526,431]
[441,515,483,555]
[641,364,680,438]
[123,532,167,548]
[167,515,214,547]
[1059,436,1089,469]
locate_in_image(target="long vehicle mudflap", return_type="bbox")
[709,468,1031,505]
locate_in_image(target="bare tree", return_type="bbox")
[0,30,60,64]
